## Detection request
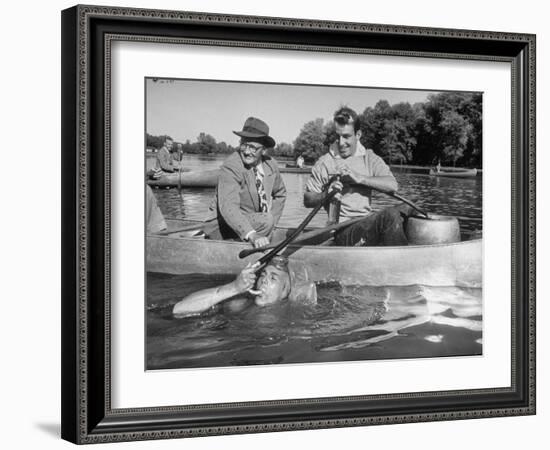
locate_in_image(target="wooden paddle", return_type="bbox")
[238,215,365,259]
[339,176,431,219]
[382,190,430,219]
[248,188,339,271]
[177,156,184,202]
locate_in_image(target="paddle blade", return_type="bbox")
[239,246,270,259]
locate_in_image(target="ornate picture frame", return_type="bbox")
[61,5,535,444]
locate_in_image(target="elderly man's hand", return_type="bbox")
[248,231,270,249]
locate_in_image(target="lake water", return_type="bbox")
[148,154,482,232]
[146,154,483,370]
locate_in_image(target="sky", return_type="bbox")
[146,78,439,146]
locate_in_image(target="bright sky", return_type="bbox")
[146,78,438,145]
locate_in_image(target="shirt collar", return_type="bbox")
[253,162,265,176]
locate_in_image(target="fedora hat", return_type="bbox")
[233,117,276,148]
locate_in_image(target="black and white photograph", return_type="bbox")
[145,78,483,370]
[2,0,544,446]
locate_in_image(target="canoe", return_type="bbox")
[147,166,311,188]
[429,168,478,178]
[147,169,219,188]
[147,219,482,288]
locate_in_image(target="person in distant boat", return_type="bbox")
[436,159,442,173]
[303,106,409,247]
[146,185,167,233]
[155,136,183,173]
[296,154,305,168]
[203,117,287,249]
[172,256,316,317]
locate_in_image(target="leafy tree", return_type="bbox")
[416,92,482,167]
[439,110,472,165]
[196,132,217,154]
[146,133,173,150]
[293,118,327,163]
[271,142,294,158]
[322,121,337,150]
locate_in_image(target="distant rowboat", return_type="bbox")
[147,169,219,188]
[429,168,478,178]
[280,166,312,174]
[147,219,482,288]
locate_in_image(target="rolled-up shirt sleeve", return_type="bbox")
[305,161,330,193]
[370,152,393,177]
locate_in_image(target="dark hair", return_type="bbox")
[164,135,174,143]
[333,106,361,133]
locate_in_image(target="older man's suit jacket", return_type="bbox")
[205,152,286,240]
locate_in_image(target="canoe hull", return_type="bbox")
[429,168,478,178]
[147,169,219,188]
[147,221,482,288]
[280,166,312,174]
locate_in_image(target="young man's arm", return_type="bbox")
[339,152,398,193]
[340,171,398,193]
[172,262,259,317]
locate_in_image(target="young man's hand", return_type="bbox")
[328,178,344,201]
[338,165,364,186]
[234,262,260,292]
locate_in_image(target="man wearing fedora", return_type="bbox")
[203,117,286,248]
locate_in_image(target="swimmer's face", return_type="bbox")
[254,265,291,306]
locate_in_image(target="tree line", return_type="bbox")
[146,133,295,158]
[293,92,482,167]
[147,92,482,167]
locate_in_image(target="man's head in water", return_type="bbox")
[253,256,291,306]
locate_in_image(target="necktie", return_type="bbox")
[253,167,268,213]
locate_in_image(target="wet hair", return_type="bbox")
[267,255,289,271]
[333,106,362,133]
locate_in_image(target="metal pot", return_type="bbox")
[405,214,460,245]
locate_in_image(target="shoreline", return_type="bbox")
[146,151,482,174]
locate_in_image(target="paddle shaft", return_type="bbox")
[253,189,338,271]
[384,190,430,218]
[329,174,430,219]
[238,215,365,259]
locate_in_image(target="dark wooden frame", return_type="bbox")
[61,4,536,444]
